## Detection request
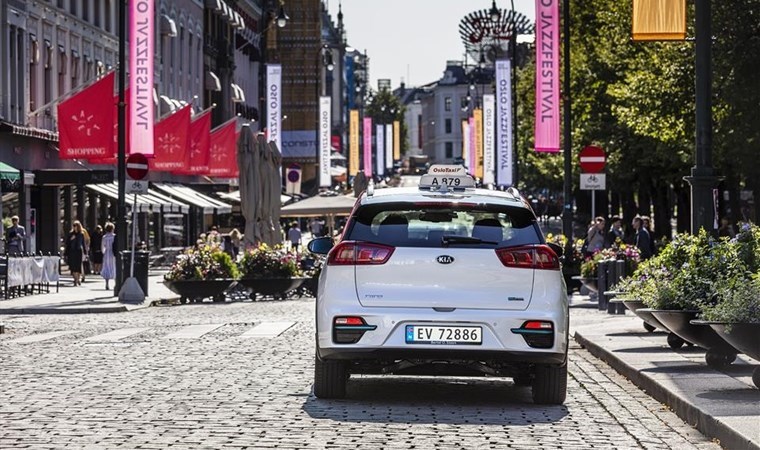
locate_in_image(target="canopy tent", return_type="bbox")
[0,162,20,182]
[280,193,358,218]
[153,183,232,214]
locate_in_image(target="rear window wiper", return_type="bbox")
[441,235,497,246]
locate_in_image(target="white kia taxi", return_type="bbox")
[307,165,569,404]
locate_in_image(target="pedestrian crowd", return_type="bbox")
[582,215,657,260]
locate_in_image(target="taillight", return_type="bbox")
[327,241,395,266]
[495,245,559,270]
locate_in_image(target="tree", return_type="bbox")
[366,89,409,157]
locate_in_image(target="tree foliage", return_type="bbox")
[366,89,409,156]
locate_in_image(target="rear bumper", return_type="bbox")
[318,347,567,366]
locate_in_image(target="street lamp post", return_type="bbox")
[259,1,288,133]
[115,0,127,295]
[562,0,574,258]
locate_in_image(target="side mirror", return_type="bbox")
[546,242,564,258]
[307,236,334,255]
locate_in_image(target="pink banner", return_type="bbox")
[129,0,155,156]
[363,116,373,177]
[535,0,561,152]
[468,117,476,176]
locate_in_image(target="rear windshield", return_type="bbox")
[345,201,542,248]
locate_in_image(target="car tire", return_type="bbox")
[532,363,568,405]
[313,353,348,399]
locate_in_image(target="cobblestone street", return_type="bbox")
[0,300,720,449]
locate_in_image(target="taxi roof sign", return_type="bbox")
[419,164,475,192]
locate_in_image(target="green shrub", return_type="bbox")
[238,243,301,279]
[701,273,760,324]
[164,245,239,281]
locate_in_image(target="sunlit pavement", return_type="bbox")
[0,298,719,449]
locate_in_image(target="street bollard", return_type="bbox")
[606,260,618,314]
[597,260,608,311]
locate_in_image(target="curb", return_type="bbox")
[574,331,760,450]
[0,300,161,315]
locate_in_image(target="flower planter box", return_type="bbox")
[621,299,659,332]
[238,277,307,300]
[163,279,236,303]
[651,310,739,368]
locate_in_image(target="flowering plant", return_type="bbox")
[544,233,584,263]
[580,243,641,278]
[164,244,239,281]
[238,243,302,279]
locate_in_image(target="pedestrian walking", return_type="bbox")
[90,225,104,275]
[605,216,624,248]
[718,217,736,239]
[5,215,26,255]
[632,216,652,260]
[64,221,86,286]
[101,222,117,290]
[287,222,302,253]
[584,217,606,257]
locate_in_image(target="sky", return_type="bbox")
[325,0,536,89]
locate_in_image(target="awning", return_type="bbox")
[153,183,232,214]
[86,182,189,213]
[231,83,245,103]
[0,162,20,182]
[218,190,292,205]
[205,71,221,91]
[160,14,178,37]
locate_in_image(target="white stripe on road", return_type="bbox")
[163,323,225,339]
[84,327,151,342]
[239,321,295,338]
[12,330,80,343]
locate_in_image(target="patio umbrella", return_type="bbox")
[236,124,259,248]
[269,141,283,247]
[257,135,274,246]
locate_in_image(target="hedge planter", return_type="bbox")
[238,277,307,300]
[651,310,739,368]
[163,279,236,303]
[704,323,760,388]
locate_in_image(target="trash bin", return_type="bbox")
[119,250,150,296]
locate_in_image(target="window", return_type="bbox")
[461,96,469,110]
[57,45,67,98]
[84,54,92,80]
[94,0,101,27]
[44,40,53,104]
[70,0,77,16]
[188,33,193,78]
[444,96,452,111]
[445,118,452,134]
[445,142,453,159]
[105,0,112,33]
[71,49,80,86]
[179,26,185,75]
[82,0,89,21]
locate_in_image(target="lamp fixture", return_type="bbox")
[489,0,500,23]
[276,4,289,28]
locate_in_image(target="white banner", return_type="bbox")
[496,59,513,186]
[462,120,470,171]
[266,64,282,153]
[385,124,393,172]
[580,173,606,190]
[319,96,331,187]
[483,94,495,185]
[376,124,385,177]
[129,0,155,155]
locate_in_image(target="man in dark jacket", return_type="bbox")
[632,216,652,260]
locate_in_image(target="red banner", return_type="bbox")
[57,72,115,159]
[208,119,238,177]
[151,105,191,172]
[87,90,130,165]
[174,110,211,175]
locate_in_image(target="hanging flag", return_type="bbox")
[474,108,484,179]
[385,124,393,172]
[175,109,211,175]
[318,96,331,187]
[87,90,126,165]
[496,59,513,186]
[208,118,238,177]
[151,105,191,172]
[267,64,282,152]
[129,0,155,156]
[462,120,470,171]
[376,124,385,177]
[483,94,496,185]
[393,120,400,162]
[535,0,560,152]
[363,116,373,177]
[57,72,115,159]
[632,0,686,41]
[349,110,360,176]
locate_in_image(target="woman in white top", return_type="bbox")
[101,222,117,290]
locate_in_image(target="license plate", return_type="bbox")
[405,325,482,345]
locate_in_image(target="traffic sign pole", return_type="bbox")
[119,153,148,304]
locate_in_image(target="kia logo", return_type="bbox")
[436,255,454,264]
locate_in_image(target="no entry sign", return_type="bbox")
[126,153,149,180]
[579,145,606,173]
